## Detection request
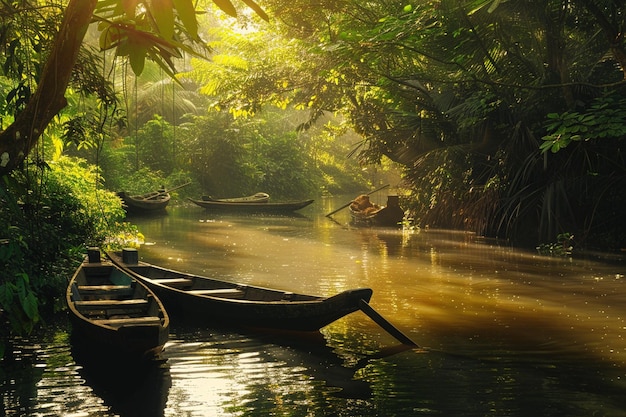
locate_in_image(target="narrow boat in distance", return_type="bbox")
[349,195,405,228]
[107,248,372,332]
[66,249,170,360]
[201,192,270,203]
[118,182,191,214]
[188,197,314,212]
[118,189,170,213]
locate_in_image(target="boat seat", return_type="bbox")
[75,299,149,310]
[94,316,163,327]
[187,288,244,298]
[152,278,193,289]
[77,285,134,297]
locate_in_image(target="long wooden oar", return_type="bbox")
[325,183,390,217]
[146,182,192,200]
[359,299,419,347]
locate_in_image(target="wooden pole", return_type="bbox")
[359,299,418,347]
[325,184,390,217]
[145,182,191,200]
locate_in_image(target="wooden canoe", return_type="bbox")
[188,198,314,212]
[107,249,373,332]
[118,190,170,213]
[201,192,270,203]
[66,249,170,360]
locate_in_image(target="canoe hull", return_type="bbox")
[118,191,171,213]
[349,195,404,228]
[349,205,405,227]
[145,285,370,331]
[189,198,314,212]
[66,254,170,360]
[202,192,270,203]
[108,250,372,332]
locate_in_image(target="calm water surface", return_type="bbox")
[2,196,626,416]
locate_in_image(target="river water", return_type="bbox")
[2,196,626,416]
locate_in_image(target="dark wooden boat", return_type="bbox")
[202,192,270,203]
[118,190,170,213]
[349,195,405,228]
[66,249,170,359]
[188,197,314,212]
[107,249,372,332]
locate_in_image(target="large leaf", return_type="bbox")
[129,44,148,74]
[149,0,175,39]
[0,283,15,309]
[213,0,237,18]
[173,0,199,40]
[99,24,124,50]
[21,292,39,322]
[122,0,140,18]
[240,0,269,21]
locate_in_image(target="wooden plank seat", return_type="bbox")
[77,285,134,297]
[152,278,193,289]
[94,316,163,327]
[186,288,244,298]
[74,299,149,309]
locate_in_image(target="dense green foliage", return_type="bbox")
[0,158,126,353]
[2,0,626,356]
[192,0,626,250]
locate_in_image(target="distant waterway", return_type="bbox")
[2,196,626,416]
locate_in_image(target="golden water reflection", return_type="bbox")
[123,204,626,415]
[135,207,626,368]
[5,202,626,416]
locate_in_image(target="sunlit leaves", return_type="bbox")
[213,0,238,17]
[541,95,626,153]
[93,0,268,77]
[240,0,269,21]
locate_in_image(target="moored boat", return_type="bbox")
[202,192,270,203]
[118,182,191,214]
[66,249,170,360]
[107,248,372,332]
[118,189,170,213]
[349,195,405,228]
[188,197,314,212]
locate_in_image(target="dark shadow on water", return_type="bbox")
[71,335,172,417]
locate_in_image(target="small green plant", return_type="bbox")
[536,233,574,256]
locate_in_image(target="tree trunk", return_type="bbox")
[577,0,626,80]
[0,0,97,177]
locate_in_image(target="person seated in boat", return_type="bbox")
[350,194,381,214]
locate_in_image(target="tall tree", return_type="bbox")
[192,0,626,247]
[0,0,267,177]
